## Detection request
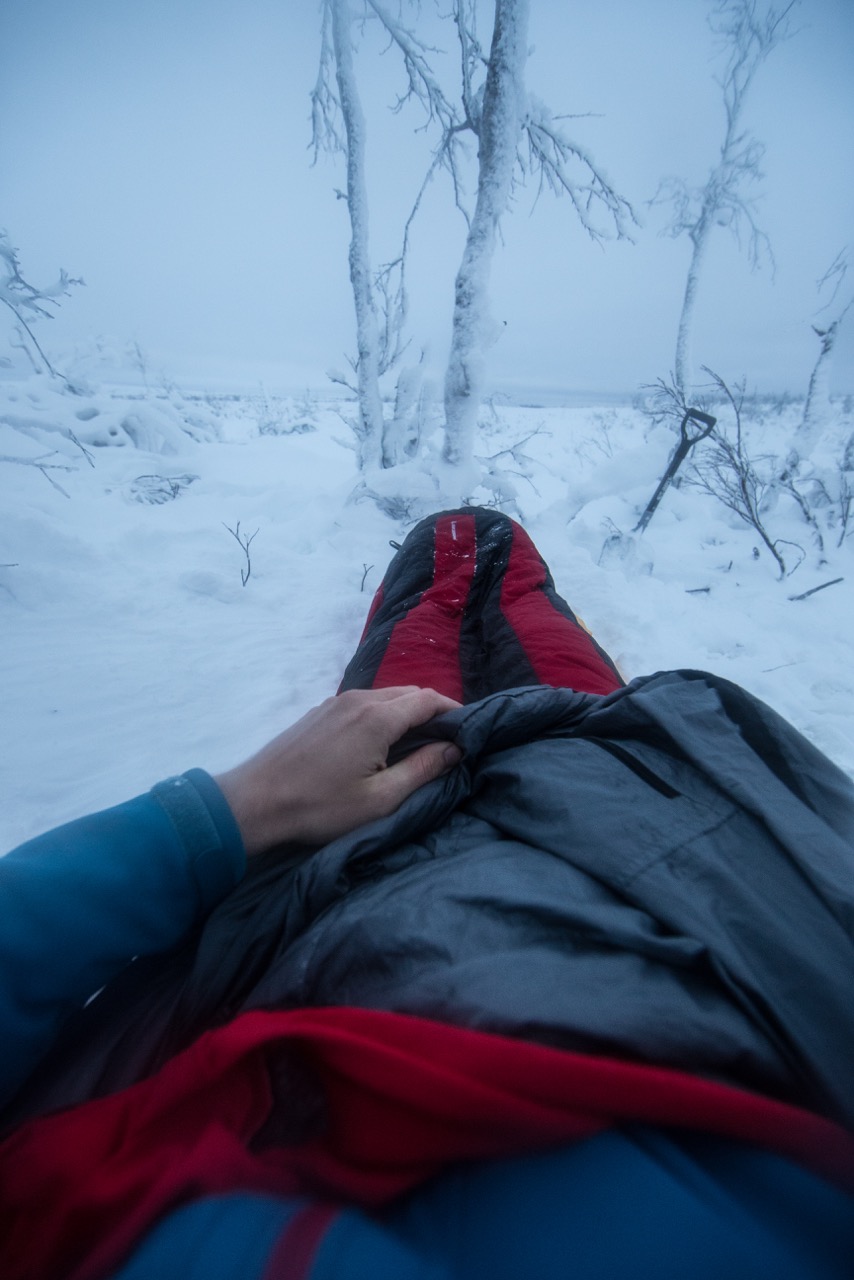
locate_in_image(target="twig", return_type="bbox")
[0,453,74,471]
[787,577,843,602]
[66,429,96,467]
[223,521,259,587]
[38,466,71,498]
[1,452,75,497]
[360,563,374,591]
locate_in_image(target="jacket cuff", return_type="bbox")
[150,770,246,914]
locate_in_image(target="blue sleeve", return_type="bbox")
[0,769,245,1107]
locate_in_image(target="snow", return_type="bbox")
[2,375,852,851]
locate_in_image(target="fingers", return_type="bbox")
[371,687,462,744]
[216,685,464,856]
[373,739,463,814]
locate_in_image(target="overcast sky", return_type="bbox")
[2,0,852,398]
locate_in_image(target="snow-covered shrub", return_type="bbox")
[256,390,318,436]
[127,474,198,504]
[1,378,218,460]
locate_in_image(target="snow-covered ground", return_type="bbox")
[2,374,852,850]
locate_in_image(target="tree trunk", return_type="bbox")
[330,0,385,470]
[383,362,423,465]
[674,217,711,401]
[797,323,837,455]
[442,0,529,467]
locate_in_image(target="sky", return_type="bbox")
[1,0,852,399]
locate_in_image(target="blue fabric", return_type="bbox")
[0,771,244,1107]
[312,1210,451,1280]
[381,1128,854,1280]
[110,1194,299,1280]
[101,1130,854,1279]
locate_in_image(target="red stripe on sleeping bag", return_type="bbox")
[500,525,621,695]
[371,514,476,702]
[1,1007,851,1280]
[263,1203,340,1280]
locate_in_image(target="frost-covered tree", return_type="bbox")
[657,0,795,399]
[312,0,463,469]
[312,0,386,470]
[313,1,632,474]
[442,0,528,467]
[798,250,852,453]
[433,0,634,468]
[0,229,83,386]
[440,0,634,467]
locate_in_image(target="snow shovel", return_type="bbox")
[634,408,716,534]
[598,406,717,571]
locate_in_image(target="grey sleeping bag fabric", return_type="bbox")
[7,669,853,1137]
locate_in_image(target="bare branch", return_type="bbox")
[223,520,259,587]
[0,230,84,386]
[310,1,345,161]
[523,101,636,241]
[686,366,791,577]
[365,0,459,132]
[453,0,487,129]
[0,453,74,471]
[788,576,843,602]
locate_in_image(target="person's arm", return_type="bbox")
[0,769,244,1106]
[0,686,461,1107]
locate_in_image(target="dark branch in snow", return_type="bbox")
[223,520,259,587]
[788,577,843,602]
[687,366,795,578]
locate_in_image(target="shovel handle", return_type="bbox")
[634,408,717,534]
[680,408,716,446]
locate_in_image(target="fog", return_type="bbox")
[2,0,852,397]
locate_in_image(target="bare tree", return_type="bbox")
[441,0,528,466]
[0,230,83,388]
[442,0,634,467]
[313,1,633,473]
[798,250,852,453]
[312,0,386,470]
[312,0,466,469]
[656,0,795,399]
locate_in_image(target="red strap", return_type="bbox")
[262,1203,340,1280]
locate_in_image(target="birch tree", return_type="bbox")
[442,0,634,466]
[312,1,633,473]
[798,250,852,453]
[442,0,528,466]
[657,0,795,400]
[312,0,463,469]
[312,0,385,470]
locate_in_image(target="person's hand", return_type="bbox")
[214,686,462,857]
